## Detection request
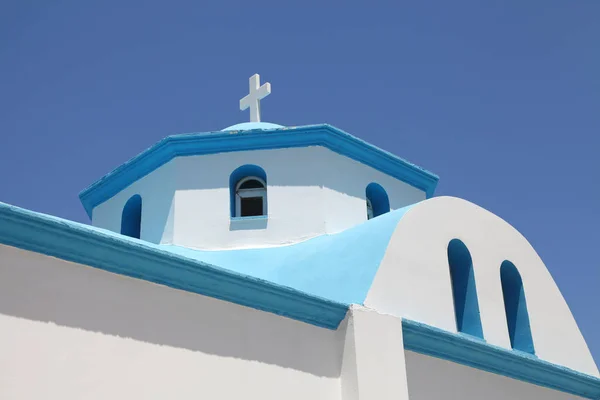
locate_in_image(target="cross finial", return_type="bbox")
[240,74,271,122]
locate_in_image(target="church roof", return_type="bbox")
[1,200,600,398]
[221,122,284,131]
[161,205,411,305]
[78,124,439,217]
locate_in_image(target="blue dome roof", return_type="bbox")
[222,122,283,131]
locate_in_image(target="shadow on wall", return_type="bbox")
[103,161,177,245]
[174,149,327,191]
[173,148,419,205]
[0,246,343,378]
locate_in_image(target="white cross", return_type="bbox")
[239,74,271,123]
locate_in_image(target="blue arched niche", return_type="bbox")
[447,239,484,339]
[365,182,390,219]
[121,194,142,239]
[501,260,535,354]
[229,164,267,217]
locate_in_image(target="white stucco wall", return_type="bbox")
[92,146,425,250]
[92,160,177,245]
[405,351,584,399]
[365,196,599,377]
[340,306,410,400]
[0,243,592,399]
[0,244,343,400]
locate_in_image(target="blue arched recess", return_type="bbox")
[366,183,390,218]
[121,195,142,239]
[229,164,267,217]
[447,239,484,338]
[501,260,535,354]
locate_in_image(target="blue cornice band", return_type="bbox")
[78,124,439,218]
[403,319,600,399]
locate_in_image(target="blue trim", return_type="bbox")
[0,202,347,329]
[365,182,390,218]
[230,215,269,222]
[403,319,600,399]
[121,194,142,239]
[79,124,439,218]
[229,164,267,218]
[501,260,535,354]
[447,239,484,339]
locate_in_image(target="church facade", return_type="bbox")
[0,75,599,399]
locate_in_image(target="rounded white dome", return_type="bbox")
[222,122,284,132]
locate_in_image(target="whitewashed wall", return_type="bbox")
[92,160,177,244]
[365,196,599,377]
[405,351,585,400]
[92,146,425,250]
[0,244,592,399]
[0,244,343,400]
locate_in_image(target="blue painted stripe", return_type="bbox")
[78,124,439,217]
[403,319,600,399]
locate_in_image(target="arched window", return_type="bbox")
[229,165,268,218]
[447,239,484,338]
[121,194,142,239]
[365,182,390,220]
[501,261,535,354]
[235,177,267,217]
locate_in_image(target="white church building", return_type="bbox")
[1,74,599,399]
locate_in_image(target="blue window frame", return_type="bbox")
[365,182,390,219]
[501,260,535,354]
[447,239,484,339]
[229,165,267,218]
[121,194,142,239]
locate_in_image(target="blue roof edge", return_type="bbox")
[3,202,596,398]
[0,202,348,329]
[78,124,439,218]
[403,319,600,399]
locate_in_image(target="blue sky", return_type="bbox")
[1,1,598,365]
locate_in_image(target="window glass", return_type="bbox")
[241,197,264,217]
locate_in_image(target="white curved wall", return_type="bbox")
[365,196,599,377]
[91,146,425,249]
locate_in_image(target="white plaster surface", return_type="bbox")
[405,350,585,399]
[365,196,599,377]
[0,244,343,399]
[92,159,177,245]
[92,146,425,250]
[0,243,594,399]
[340,306,409,400]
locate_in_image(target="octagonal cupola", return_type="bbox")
[80,74,438,250]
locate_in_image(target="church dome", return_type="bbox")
[222,122,284,131]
